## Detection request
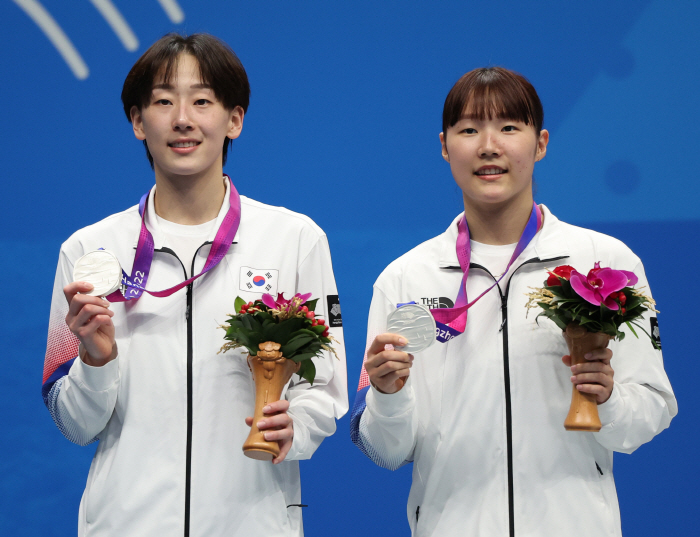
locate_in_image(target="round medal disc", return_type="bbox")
[73,250,122,297]
[386,304,436,353]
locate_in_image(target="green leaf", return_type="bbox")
[625,321,639,339]
[297,359,317,385]
[291,352,317,362]
[305,298,319,312]
[234,296,246,314]
[282,334,315,357]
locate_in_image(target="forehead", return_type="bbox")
[153,54,204,87]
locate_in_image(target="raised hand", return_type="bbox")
[64,281,117,366]
[365,333,414,394]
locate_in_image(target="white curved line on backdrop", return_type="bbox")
[157,0,185,23]
[12,0,89,79]
[89,0,138,51]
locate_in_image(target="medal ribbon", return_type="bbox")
[430,202,542,341]
[106,175,241,302]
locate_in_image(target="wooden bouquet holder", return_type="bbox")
[562,324,612,432]
[243,341,300,461]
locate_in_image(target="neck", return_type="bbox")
[463,195,535,245]
[153,169,226,225]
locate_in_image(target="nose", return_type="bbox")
[173,101,193,131]
[478,132,501,157]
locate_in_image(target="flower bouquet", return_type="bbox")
[220,292,337,460]
[526,263,658,431]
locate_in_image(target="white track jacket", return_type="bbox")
[350,205,676,537]
[43,182,348,536]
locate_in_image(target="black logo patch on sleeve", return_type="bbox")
[650,317,662,350]
[326,295,342,327]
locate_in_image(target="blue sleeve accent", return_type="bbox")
[42,357,76,406]
[42,357,97,446]
[350,385,410,470]
[349,385,369,450]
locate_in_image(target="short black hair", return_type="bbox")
[442,67,543,139]
[121,33,250,167]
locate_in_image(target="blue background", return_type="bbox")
[2,0,698,534]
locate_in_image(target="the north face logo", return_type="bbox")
[420,297,454,309]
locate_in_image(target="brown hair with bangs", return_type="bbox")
[442,67,543,139]
[121,33,250,168]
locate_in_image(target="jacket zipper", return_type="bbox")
[156,247,196,537]
[184,281,193,537]
[471,255,567,537]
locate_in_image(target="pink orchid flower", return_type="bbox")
[569,263,638,310]
[261,292,311,309]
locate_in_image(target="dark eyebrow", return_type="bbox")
[151,83,213,91]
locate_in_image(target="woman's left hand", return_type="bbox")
[245,399,294,464]
[562,348,615,404]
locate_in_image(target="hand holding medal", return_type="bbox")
[64,254,119,366]
[363,305,436,394]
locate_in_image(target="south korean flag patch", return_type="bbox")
[240,267,279,295]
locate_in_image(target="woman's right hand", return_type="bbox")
[365,333,414,394]
[64,281,117,366]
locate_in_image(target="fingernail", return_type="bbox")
[584,353,592,359]
[263,406,271,413]
[263,432,269,441]
[398,337,407,345]
[257,420,266,428]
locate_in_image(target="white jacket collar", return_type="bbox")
[139,177,241,249]
[437,204,570,268]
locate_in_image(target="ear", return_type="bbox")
[130,106,146,141]
[439,132,449,162]
[535,129,549,162]
[227,106,245,140]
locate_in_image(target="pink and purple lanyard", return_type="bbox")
[105,175,241,302]
[429,202,543,342]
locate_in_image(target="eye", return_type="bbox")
[154,98,172,106]
[194,98,211,105]
[461,127,477,134]
[502,125,517,132]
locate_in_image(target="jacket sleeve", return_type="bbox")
[595,261,677,453]
[283,234,348,460]
[42,245,120,446]
[349,285,419,470]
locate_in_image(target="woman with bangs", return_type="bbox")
[350,67,675,536]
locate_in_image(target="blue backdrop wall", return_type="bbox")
[2,1,698,535]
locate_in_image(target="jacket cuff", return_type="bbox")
[597,383,623,427]
[73,349,120,391]
[367,376,415,418]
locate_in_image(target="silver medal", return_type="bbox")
[386,303,436,353]
[73,250,122,297]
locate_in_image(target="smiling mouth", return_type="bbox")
[475,167,506,176]
[169,141,200,148]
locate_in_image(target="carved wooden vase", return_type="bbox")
[562,324,612,432]
[243,341,300,461]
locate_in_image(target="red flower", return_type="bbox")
[546,265,576,286]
